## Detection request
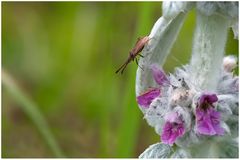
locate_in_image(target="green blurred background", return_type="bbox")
[2,2,238,158]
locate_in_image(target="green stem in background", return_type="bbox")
[116,3,154,157]
[2,70,65,158]
[92,6,115,157]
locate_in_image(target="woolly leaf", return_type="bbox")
[139,143,172,158]
[170,148,191,158]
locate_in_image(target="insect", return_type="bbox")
[115,36,150,74]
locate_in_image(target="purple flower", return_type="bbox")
[195,93,224,135]
[198,93,218,109]
[196,107,224,135]
[137,65,169,108]
[137,88,160,108]
[161,112,185,145]
[151,64,169,86]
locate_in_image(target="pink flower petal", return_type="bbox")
[196,107,224,136]
[164,112,182,124]
[137,88,160,108]
[198,93,218,107]
[161,113,185,145]
[151,64,169,86]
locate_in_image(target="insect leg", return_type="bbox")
[135,58,144,71]
[135,58,139,65]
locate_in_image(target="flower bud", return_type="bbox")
[223,55,237,72]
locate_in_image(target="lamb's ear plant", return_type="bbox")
[136,2,238,158]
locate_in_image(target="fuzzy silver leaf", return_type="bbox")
[139,142,172,158]
[170,148,191,158]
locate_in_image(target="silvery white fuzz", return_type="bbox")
[136,2,238,158]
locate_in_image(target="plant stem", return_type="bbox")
[2,70,65,157]
[136,12,187,98]
[190,11,230,91]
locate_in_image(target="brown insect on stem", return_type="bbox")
[115,36,150,74]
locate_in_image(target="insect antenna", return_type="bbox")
[120,63,128,74]
[116,54,132,74]
[115,62,128,74]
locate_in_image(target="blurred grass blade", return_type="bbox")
[2,70,65,157]
[116,3,155,157]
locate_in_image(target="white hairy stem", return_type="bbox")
[136,13,186,99]
[138,2,238,158]
[190,11,230,91]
